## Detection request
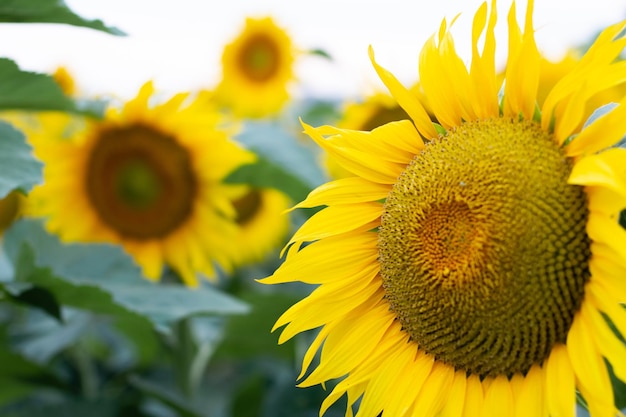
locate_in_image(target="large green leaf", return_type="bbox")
[0,0,124,35]
[0,58,77,112]
[0,120,42,197]
[4,220,250,330]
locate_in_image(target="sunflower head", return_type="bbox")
[215,16,296,118]
[27,82,255,287]
[263,1,626,416]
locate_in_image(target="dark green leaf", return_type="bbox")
[0,58,75,112]
[231,373,265,417]
[13,243,147,320]
[128,375,208,417]
[619,209,626,231]
[0,345,64,406]
[214,291,299,360]
[2,284,62,321]
[0,398,121,417]
[0,0,125,35]
[0,120,42,197]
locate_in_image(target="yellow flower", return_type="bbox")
[262,1,626,416]
[27,82,255,287]
[227,185,291,267]
[215,16,296,118]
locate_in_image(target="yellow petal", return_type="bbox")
[483,375,514,417]
[545,344,575,417]
[286,202,382,247]
[368,47,437,139]
[290,177,390,210]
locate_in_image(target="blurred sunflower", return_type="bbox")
[215,16,296,118]
[262,1,626,416]
[52,66,76,96]
[227,185,291,267]
[26,82,255,287]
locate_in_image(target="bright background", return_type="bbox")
[0,0,624,100]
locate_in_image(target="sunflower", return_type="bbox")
[27,82,255,287]
[214,16,296,118]
[223,185,291,268]
[261,1,626,416]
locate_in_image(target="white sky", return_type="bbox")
[0,0,624,101]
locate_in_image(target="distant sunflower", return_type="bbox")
[215,16,295,118]
[0,190,25,234]
[52,66,76,96]
[27,82,255,287]
[227,185,291,267]
[262,1,626,416]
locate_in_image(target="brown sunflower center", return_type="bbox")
[238,33,280,82]
[232,189,262,225]
[86,124,197,240]
[378,118,590,378]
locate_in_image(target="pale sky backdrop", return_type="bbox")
[0,0,624,101]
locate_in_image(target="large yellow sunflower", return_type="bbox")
[226,184,291,267]
[26,82,255,287]
[214,16,296,118]
[262,1,626,416]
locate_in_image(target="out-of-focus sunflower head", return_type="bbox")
[24,82,256,287]
[215,16,296,119]
[223,183,292,268]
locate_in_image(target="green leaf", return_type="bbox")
[0,58,77,112]
[214,291,299,360]
[0,120,43,197]
[0,0,125,35]
[4,219,250,330]
[1,283,62,321]
[231,373,265,417]
[307,48,333,60]
[0,345,64,406]
[13,243,148,320]
[127,375,208,417]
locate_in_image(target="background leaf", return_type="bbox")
[0,58,78,113]
[0,120,42,197]
[0,0,125,35]
[4,220,250,330]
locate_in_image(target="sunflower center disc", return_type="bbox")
[238,34,280,82]
[378,118,590,378]
[86,124,197,240]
